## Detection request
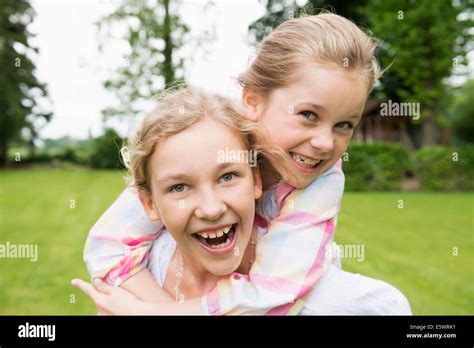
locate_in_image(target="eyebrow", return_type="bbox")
[156,173,192,186]
[294,102,327,113]
[349,114,362,120]
[155,162,242,186]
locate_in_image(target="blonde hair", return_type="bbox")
[122,87,294,193]
[238,13,381,96]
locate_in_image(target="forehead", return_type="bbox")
[275,66,369,115]
[150,117,248,174]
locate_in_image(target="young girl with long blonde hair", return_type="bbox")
[74,13,410,315]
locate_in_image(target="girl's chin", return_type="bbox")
[288,162,335,187]
[286,172,318,188]
[204,259,242,276]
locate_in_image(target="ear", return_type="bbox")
[252,167,263,200]
[137,187,161,222]
[241,88,264,121]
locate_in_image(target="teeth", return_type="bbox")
[195,229,236,250]
[291,152,320,166]
[209,231,234,249]
[197,231,209,238]
[196,225,233,239]
[210,237,232,249]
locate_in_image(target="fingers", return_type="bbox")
[71,278,106,307]
[93,278,113,295]
[71,278,94,297]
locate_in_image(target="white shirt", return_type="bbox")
[148,231,412,315]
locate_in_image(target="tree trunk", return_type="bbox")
[399,120,416,151]
[163,0,174,87]
[441,127,451,146]
[422,106,438,146]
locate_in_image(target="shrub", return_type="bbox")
[455,145,474,190]
[344,143,412,191]
[415,146,455,191]
[89,128,125,169]
[416,145,474,191]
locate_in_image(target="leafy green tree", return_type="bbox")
[361,0,469,146]
[97,0,191,118]
[450,79,474,144]
[0,0,51,166]
[249,0,368,44]
[89,128,125,169]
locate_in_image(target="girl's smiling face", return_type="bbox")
[243,66,370,188]
[140,117,262,276]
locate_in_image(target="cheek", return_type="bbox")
[334,135,351,155]
[159,201,191,239]
[260,109,293,139]
[228,181,257,226]
[236,183,258,212]
[260,118,304,151]
[322,135,351,170]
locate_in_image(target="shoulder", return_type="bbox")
[282,159,345,214]
[148,230,176,287]
[299,159,345,197]
[258,159,345,219]
[301,266,412,315]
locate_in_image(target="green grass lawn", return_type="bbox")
[337,192,474,315]
[0,169,473,315]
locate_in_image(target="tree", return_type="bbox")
[361,0,469,146]
[0,0,51,166]
[248,0,369,44]
[450,79,474,145]
[89,128,125,169]
[97,0,191,119]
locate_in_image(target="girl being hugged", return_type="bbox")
[77,13,406,315]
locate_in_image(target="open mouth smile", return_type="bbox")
[289,151,324,173]
[192,224,238,255]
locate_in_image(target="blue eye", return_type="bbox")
[335,121,353,129]
[170,184,187,193]
[220,172,236,182]
[299,110,317,121]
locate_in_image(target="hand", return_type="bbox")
[71,278,141,315]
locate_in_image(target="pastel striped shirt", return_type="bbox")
[83,159,345,315]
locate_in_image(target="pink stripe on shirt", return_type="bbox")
[266,219,335,315]
[273,211,332,227]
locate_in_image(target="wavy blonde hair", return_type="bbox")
[121,87,295,194]
[239,12,381,97]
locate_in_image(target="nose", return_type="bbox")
[194,187,227,220]
[309,126,334,154]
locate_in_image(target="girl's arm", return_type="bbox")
[72,278,202,315]
[83,161,343,314]
[84,186,164,287]
[83,187,200,305]
[132,298,202,315]
[114,159,344,315]
[120,268,174,302]
[201,159,345,315]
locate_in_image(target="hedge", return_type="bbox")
[343,143,412,191]
[415,144,474,191]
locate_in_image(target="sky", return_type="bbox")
[29,0,265,140]
[28,0,474,141]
